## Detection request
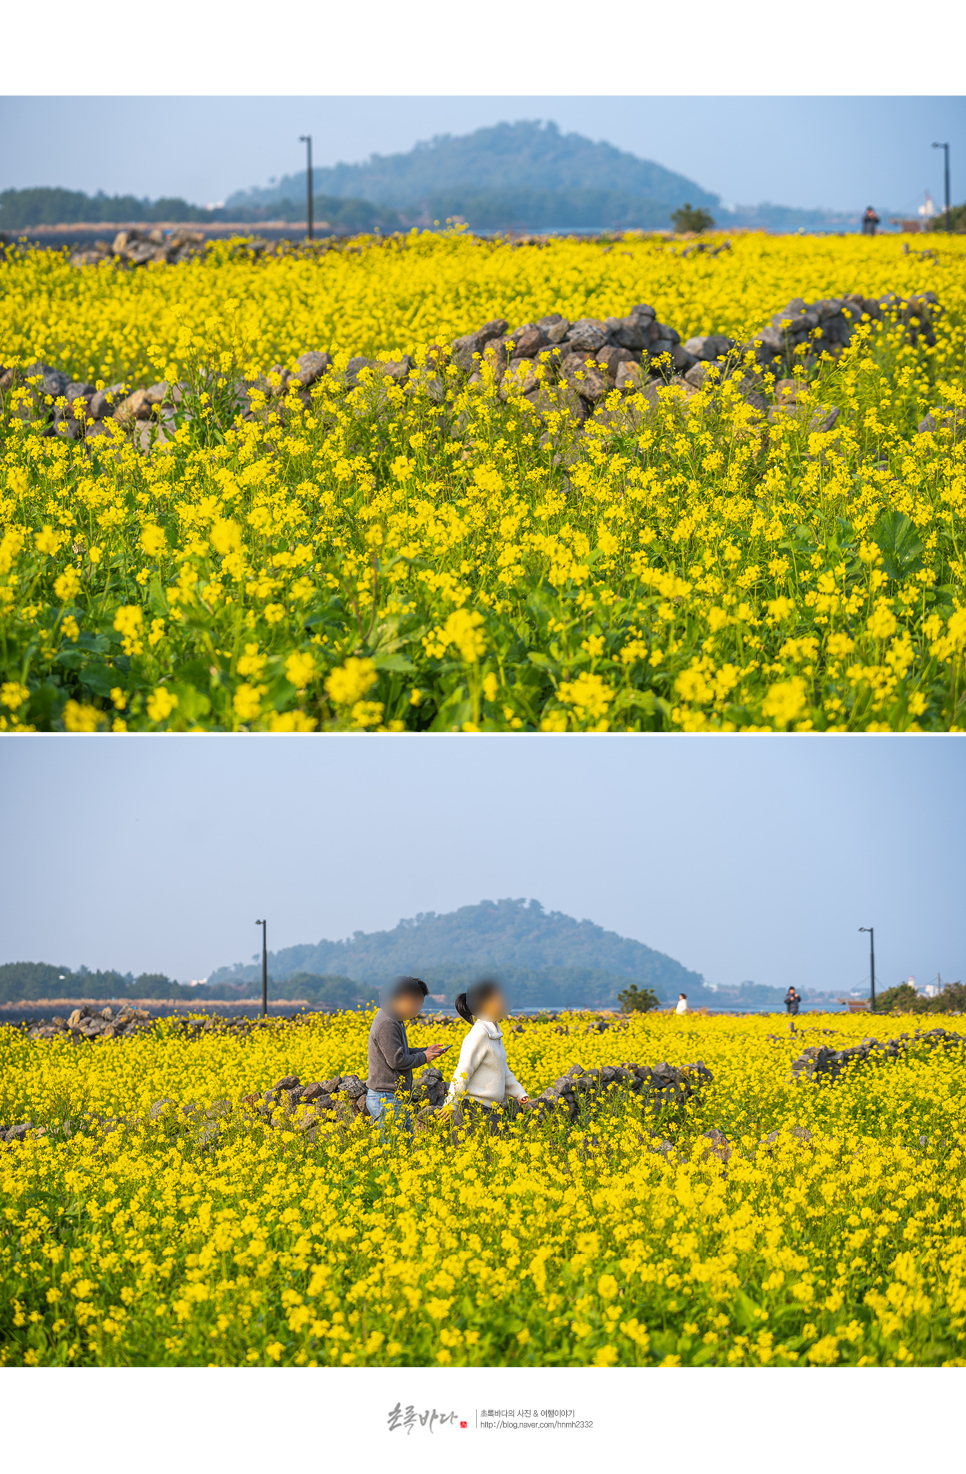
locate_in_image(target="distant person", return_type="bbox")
[862,206,880,237]
[443,980,529,1135]
[784,987,801,1016]
[366,976,447,1137]
[675,993,688,1015]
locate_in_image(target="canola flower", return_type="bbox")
[0,230,965,732]
[1,1009,964,1368]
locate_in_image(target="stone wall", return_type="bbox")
[0,289,942,455]
[0,1053,712,1144]
[791,1026,965,1082]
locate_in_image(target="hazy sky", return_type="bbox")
[1,97,963,214]
[2,736,962,995]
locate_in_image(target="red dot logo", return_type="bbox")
[460,1421,468,1429]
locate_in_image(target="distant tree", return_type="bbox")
[616,983,661,1013]
[0,961,72,1002]
[132,973,185,999]
[928,202,966,233]
[871,982,919,1013]
[279,972,371,1008]
[872,980,965,1014]
[671,202,715,234]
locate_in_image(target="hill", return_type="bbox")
[207,898,705,1006]
[227,119,719,215]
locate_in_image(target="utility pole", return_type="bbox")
[859,927,876,1010]
[256,918,267,1016]
[932,143,951,231]
[299,135,314,241]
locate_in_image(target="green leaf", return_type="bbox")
[77,662,116,697]
[526,651,559,673]
[873,510,924,581]
[526,588,561,630]
[370,652,416,674]
[147,578,170,618]
[734,1289,762,1333]
[170,683,212,723]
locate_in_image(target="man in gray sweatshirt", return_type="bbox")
[367,976,447,1136]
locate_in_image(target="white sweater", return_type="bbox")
[445,1019,527,1108]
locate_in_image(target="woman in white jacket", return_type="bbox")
[444,980,529,1136]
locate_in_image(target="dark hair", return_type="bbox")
[454,978,501,1024]
[391,975,428,1001]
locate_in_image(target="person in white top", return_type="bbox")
[675,993,688,1015]
[443,980,529,1136]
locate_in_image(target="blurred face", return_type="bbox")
[478,989,507,1022]
[392,991,424,1021]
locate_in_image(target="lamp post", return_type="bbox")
[256,918,267,1016]
[859,927,875,1011]
[299,134,314,241]
[932,143,951,231]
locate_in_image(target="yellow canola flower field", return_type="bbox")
[1,1009,964,1368]
[1,230,965,732]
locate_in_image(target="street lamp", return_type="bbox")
[859,927,876,1011]
[255,919,267,1016]
[299,135,314,241]
[932,143,951,231]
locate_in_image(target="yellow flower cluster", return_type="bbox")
[1,230,964,731]
[1,1009,963,1367]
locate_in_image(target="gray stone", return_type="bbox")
[115,388,152,422]
[452,320,510,372]
[345,355,411,387]
[808,405,840,433]
[649,321,681,346]
[917,406,965,435]
[683,334,735,361]
[683,362,724,389]
[66,382,96,415]
[508,324,549,358]
[565,318,609,352]
[610,316,647,350]
[88,385,125,419]
[294,350,332,387]
[772,306,819,336]
[144,381,174,406]
[537,314,570,343]
[500,360,540,399]
[571,365,608,403]
[753,326,785,353]
[615,361,648,393]
[809,298,845,320]
[26,364,70,399]
[594,344,635,379]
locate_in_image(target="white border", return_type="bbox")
[2,1,964,95]
[2,1366,963,1470]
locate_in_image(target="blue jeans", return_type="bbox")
[366,1089,413,1140]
